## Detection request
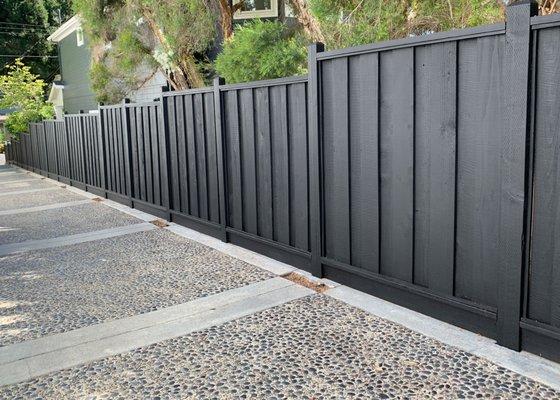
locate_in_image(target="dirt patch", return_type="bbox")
[151,219,170,228]
[282,272,328,293]
[92,197,104,202]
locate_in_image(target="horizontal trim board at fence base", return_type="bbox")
[521,321,560,363]
[47,172,58,180]
[170,211,223,240]
[69,180,86,191]
[322,260,497,339]
[531,13,560,29]
[227,228,311,271]
[317,23,505,60]
[131,199,168,220]
[84,185,106,197]
[57,176,71,185]
[105,191,132,207]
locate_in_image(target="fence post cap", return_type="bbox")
[308,42,325,52]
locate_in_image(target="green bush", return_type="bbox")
[215,20,307,84]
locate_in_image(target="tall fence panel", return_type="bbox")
[221,76,311,268]
[317,24,507,339]
[100,105,131,202]
[126,101,169,218]
[80,114,104,193]
[54,120,70,182]
[65,115,86,187]
[164,88,220,232]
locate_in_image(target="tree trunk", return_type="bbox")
[289,0,325,43]
[142,9,204,89]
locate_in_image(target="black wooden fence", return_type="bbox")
[5,1,560,363]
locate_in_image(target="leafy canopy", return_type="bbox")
[0,59,54,136]
[73,0,215,103]
[215,20,307,84]
[307,0,505,49]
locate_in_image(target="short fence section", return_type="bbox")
[5,2,560,363]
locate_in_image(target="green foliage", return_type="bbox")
[307,0,504,50]
[215,21,307,84]
[0,59,54,136]
[0,0,72,81]
[73,0,215,98]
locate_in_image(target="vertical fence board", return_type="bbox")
[379,48,414,282]
[528,26,560,328]
[455,36,504,308]
[348,53,380,273]
[270,85,290,245]
[149,105,161,206]
[323,58,351,264]
[255,87,273,239]
[413,42,457,295]
[289,83,309,251]
[225,91,243,230]
[204,92,220,223]
[167,96,180,210]
[239,89,257,234]
[194,94,208,220]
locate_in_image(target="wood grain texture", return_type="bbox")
[379,48,414,282]
[255,87,273,239]
[239,88,258,235]
[528,27,560,328]
[289,83,309,251]
[414,42,457,295]
[194,94,209,219]
[455,36,504,308]
[204,92,220,223]
[270,85,290,245]
[322,57,351,264]
[348,52,379,273]
[224,90,243,229]
[185,95,199,216]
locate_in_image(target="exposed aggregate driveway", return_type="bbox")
[0,165,559,399]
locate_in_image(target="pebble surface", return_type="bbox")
[0,202,140,244]
[0,229,272,346]
[1,295,558,399]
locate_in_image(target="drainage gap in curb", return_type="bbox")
[282,272,328,293]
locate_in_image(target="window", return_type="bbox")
[76,27,84,47]
[233,0,278,19]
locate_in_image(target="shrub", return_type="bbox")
[215,20,307,84]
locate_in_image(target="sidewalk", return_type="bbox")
[0,165,559,399]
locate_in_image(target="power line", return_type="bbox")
[0,55,57,58]
[0,22,46,28]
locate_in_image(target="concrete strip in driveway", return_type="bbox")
[0,222,155,256]
[0,277,312,386]
[0,187,60,197]
[0,199,92,216]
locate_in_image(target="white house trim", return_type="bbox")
[47,15,82,43]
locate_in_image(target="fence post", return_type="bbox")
[213,76,229,243]
[308,42,325,278]
[497,0,538,351]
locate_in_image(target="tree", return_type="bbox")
[73,0,216,103]
[215,20,307,84]
[0,0,72,81]
[0,59,54,136]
